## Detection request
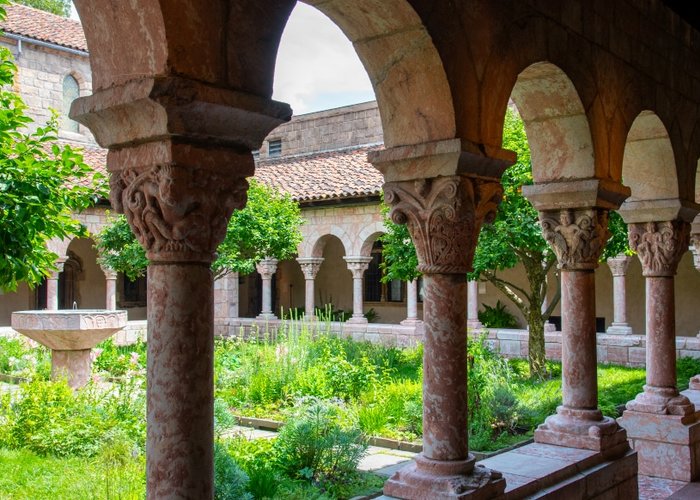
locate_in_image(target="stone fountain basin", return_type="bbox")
[11,310,128,351]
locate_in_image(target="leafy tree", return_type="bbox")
[379,196,419,282]
[14,0,71,17]
[95,179,304,280]
[380,107,630,379]
[0,4,104,291]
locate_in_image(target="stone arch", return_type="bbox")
[356,222,387,257]
[74,0,455,149]
[309,230,351,259]
[622,111,679,202]
[508,62,595,183]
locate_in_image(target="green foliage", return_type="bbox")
[214,442,253,500]
[379,195,419,282]
[0,337,51,380]
[274,397,368,487]
[13,0,71,16]
[92,337,147,377]
[602,210,633,260]
[93,179,303,279]
[0,14,105,290]
[477,300,519,329]
[94,214,149,280]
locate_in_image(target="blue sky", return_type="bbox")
[71,2,376,115]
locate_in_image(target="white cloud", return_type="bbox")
[272,3,375,115]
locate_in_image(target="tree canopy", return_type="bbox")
[14,0,71,17]
[95,178,304,280]
[0,5,104,291]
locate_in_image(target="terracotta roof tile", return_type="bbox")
[254,145,384,202]
[1,3,87,52]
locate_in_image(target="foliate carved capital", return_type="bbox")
[297,258,324,280]
[101,267,118,280]
[256,258,279,279]
[629,220,690,277]
[344,257,372,279]
[383,176,502,275]
[607,254,631,277]
[690,234,700,271]
[539,208,610,271]
[111,161,248,264]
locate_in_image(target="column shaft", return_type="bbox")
[147,263,214,498]
[305,278,315,318]
[352,276,364,319]
[261,276,273,316]
[46,275,59,310]
[105,277,117,310]
[612,275,627,324]
[404,279,418,322]
[645,276,677,389]
[467,279,482,329]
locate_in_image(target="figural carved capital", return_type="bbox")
[344,257,372,279]
[607,254,631,277]
[297,258,324,280]
[256,258,279,279]
[690,234,700,271]
[111,157,249,264]
[629,220,690,277]
[539,208,610,271]
[383,175,502,275]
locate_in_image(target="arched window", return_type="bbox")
[62,75,80,133]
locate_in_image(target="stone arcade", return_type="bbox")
[60,0,700,498]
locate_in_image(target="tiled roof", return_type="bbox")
[255,145,384,203]
[1,3,87,52]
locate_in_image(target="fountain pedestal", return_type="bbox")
[11,310,127,388]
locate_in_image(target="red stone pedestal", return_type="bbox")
[383,454,505,500]
[618,409,700,481]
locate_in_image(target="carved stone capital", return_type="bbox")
[383,176,502,275]
[297,257,324,280]
[539,208,610,271]
[690,234,700,270]
[256,258,279,279]
[607,254,631,277]
[110,143,250,264]
[101,267,118,280]
[344,257,372,279]
[629,220,690,277]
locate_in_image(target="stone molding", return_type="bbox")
[539,208,610,270]
[111,149,249,264]
[607,254,631,276]
[343,256,372,279]
[629,220,690,277]
[383,175,502,275]
[255,258,279,279]
[297,257,324,280]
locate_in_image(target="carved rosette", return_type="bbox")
[383,176,502,275]
[255,258,279,279]
[111,163,248,263]
[629,220,690,277]
[607,254,631,277]
[297,258,324,280]
[539,208,610,271]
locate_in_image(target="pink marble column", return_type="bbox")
[256,258,278,320]
[401,279,420,325]
[46,259,66,310]
[297,257,323,320]
[102,267,118,310]
[382,175,506,498]
[606,254,633,335]
[344,256,372,324]
[230,272,240,319]
[534,208,628,456]
[466,279,483,330]
[623,221,693,415]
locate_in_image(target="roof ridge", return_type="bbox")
[7,2,78,23]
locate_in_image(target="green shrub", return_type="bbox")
[478,300,519,329]
[357,403,388,436]
[92,337,146,377]
[214,442,252,500]
[0,337,50,380]
[274,397,368,487]
[214,397,237,437]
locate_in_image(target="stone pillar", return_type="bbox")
[401,279,420,325]
[466,279,483,330]
[541,288,556,332]
[526,203,628,457]
[297,257,324,320]
[71,74,291,498]
[102,267,118,310]
[606,254,633,334]
[382,175,506,498]
[344,256,372,324]
[46,259,66,310]
[256,258,278,320]
[229,272,240,319]
[619,219,700,481]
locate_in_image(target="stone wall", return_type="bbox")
[259,101,382,159]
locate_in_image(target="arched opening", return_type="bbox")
[61,74,80,133]
[313,234,351,317]
[64,237,105,309]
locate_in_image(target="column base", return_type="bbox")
[544,321,557,333]
[346,316,368,324]
[618,408,700,481]
[534,407,629,458]
[383,454,505,500]
[52,349,92,389]
[466,320,483,331]
[625,386,694,416]
[606,323,634,335]
[400,318,423,326]
[256,313,278,320]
